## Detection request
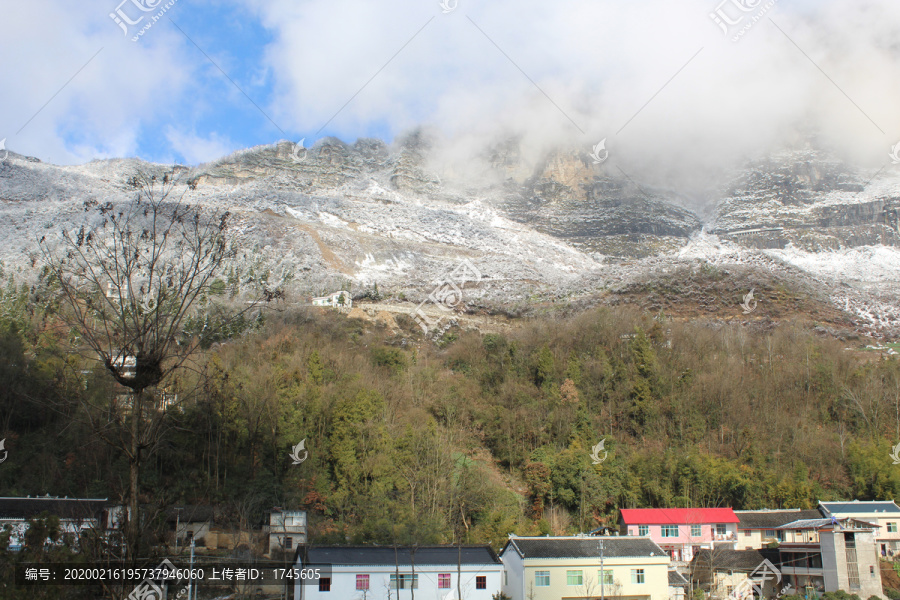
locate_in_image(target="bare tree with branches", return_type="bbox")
[40,170,256,557]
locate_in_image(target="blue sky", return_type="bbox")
[1,0,898,168]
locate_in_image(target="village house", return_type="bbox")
[690,548,770,600]
[500,534,671,600]
[819,500,900,557]
[166,504,216,550]
[311,291,352,308]
[668,568,690,600]
[619,508,740,563]
[0,496,116,550]
[690,516,885,600]
[294,544,503,599]
[734,509,822,550]
[266,508,307,555]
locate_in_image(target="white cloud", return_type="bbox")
[165,127,234,165]
[0,0,197,164]
[243,0,900,190]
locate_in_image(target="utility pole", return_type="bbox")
[174,507,182,554]
[188,538,195,600]
[600,538,605,600]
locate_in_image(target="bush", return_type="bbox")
[370,346,407,372]
[884,590,900,600]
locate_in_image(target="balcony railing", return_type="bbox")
[713,533,736,541]
[262,525,307,534]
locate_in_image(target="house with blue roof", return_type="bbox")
[819,500,900,557]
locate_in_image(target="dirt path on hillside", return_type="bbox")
[353,301,517,334]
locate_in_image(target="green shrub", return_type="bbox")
[370,346,407,372]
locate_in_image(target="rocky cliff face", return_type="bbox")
[712,148,900,251]
[3,137,900,333]
[499,150,702,257]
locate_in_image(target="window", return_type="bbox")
[871,566,876,577]
[765,530,776,538]
[439,574,451,589]
[476,576,487,590]
[356,575,369,590]
[599,570,614,585]
[390,574,418,589]
[632,569,645,584]
[567,570,584,586]
[535,571,550,587]
[691,524,702,537]
[744,530,751,537]
[889,523,898,533]
[727,586,734,596]
[504,571,507,586]
[319,578,331,592]
[716,524,727,535]
[638,525,649,536]
[662,525,679,537]
[284,536,292,549]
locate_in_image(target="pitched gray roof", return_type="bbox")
[820,501,900,515]
[778,517,878,530]
[0,497,109,520]
[736,510,822,529]
[669,570,690,586]
[300,546,500,566]
[502,536,665,559]
[164,505,217,524]
[691,549,767,571]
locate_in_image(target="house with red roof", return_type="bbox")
[619,508,740,563]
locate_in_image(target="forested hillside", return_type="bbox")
[2,274,900,551]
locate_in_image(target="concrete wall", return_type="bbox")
[295,564,502,600]
[820,529,884,600]
[503,556,670,600]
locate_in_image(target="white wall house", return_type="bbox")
[267,508,307,555]
[295,545,503,600]
[819,500,900,556]
[0,496,113,551]
[501,535,671,600]
[311,291,352,308]
[734,509,822,550]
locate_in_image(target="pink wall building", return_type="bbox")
[619,508,740,563]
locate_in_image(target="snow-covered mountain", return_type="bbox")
[2,136,900,336]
